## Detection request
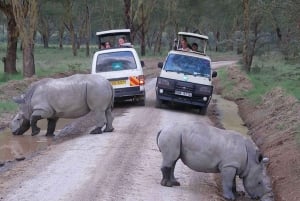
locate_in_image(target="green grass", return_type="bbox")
[0,44,94,84]
[215,68,235,96]
[214,51,300,102]
[247,53,300,101]
[0,100,18,113]
[0,44,95,113]
[208,50,241,62]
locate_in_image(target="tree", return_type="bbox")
[37,0,64,48]
[242,0,250,72]
[0,0,19,74]
[63,0,77,56]
[131,0,157,56]
[12,0,38,78]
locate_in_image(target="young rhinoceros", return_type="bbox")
[157,122,271,200]
[10,74,114,136]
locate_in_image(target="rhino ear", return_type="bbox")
[256,151,263,163]
[13,94,25,104]
[256,151,269,164]
[262,157,269,163]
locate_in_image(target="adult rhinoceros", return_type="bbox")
[157,122,271,200]
[10,74,114,136]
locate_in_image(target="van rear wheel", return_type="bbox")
[136,95,145,106]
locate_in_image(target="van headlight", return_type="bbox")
[157,77,174,89]
[195,85,213,95]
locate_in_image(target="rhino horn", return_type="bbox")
[13,94,25,104]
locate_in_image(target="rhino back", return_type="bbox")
[30,74,112,118]
[178,123,248,173]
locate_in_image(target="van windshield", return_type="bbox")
[163,54,211,78]
[96,51,137,72]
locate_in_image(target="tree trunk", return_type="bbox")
[59,28,64,49]
[22,43,35,77]
[0,2,19,74]
[215,31,220,52]
[85,1,90,57]
[140,3,146,56]
[4,15,18,74]
[42,33,49,48]
[124,0,131,29]
[242,0,250,72]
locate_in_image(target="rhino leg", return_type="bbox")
[220,167,237,200]
[90,109,106,134]
[170,161,180,186]
[160,167,173,187]
[103,107,114,132]
[31,115,42,136]
[45,118,58,136]
[161,160,180,187]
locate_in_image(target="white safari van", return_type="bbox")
[155,32,217,114]
[91,29,145,105]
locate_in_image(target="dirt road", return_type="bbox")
[0,78,223,201]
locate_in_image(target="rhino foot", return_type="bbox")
[160,179,173,187]
[103,127,114,132]
[90,127,103,134]
[45,133,55,137]
[171,179,180,186]
[31,128,41,136]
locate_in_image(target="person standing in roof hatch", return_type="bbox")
[179,37,191,51]
[118,37,126,47]
[105,41,111,48]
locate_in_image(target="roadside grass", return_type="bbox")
[0,44,94,84]
[217,52,300,102]
[208,50,241,62]
[0,100,18,113]
[248,53,300,101]
[0,44,165,113]
[217,52,300,145]
[0,44,95,113]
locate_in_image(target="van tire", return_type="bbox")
[137,95,145,106]
[156,97,162,108]
[199,106,207,115]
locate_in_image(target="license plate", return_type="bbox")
[175,90,192,97]
[110,80,126,86]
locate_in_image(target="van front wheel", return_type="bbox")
[198,106,207,115]
[156,96,162,108]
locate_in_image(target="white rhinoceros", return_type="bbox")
[157,122,271,200]
[10,74,114,136]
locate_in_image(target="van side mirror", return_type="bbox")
[158,62,163,68]
[212,71,217,78]
[141,60,145,67]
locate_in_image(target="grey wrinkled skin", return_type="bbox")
[157,122,271,201]
[10,74,114,136]
[10,112,30,135]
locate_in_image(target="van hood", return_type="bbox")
[160,70,212,85]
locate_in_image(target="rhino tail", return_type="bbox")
[110,84,115,110]
[156,130,162,152]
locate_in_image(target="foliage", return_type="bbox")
[0,0,299,76]
[0,100,18,113]
[247,53,300,100]
[0,44,92,83]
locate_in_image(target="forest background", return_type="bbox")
[0,0,299,78]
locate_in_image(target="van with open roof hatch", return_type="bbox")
[155,32,217,114]
[91,29,145,106]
